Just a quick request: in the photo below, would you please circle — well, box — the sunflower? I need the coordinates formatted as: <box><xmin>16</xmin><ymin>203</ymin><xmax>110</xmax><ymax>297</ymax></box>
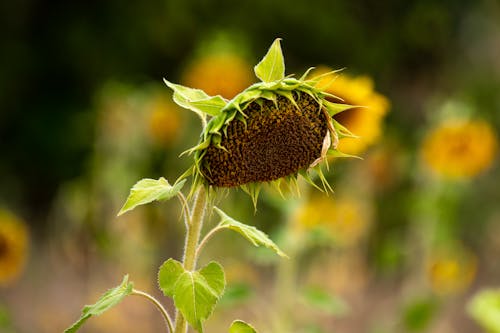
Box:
<box><xmin>421</xmin><ymin>119</ymin><xmax>498</xmax><ymax>179</ymax></box>
<box><xmin>0</xmin><ymin>209</ymin><xmax>29</xmax><ymax>286</ymax></box>
<box><xmin>314</xmin><ymin>67</ymin><xmax>390</xmax><ymax>155</ymax></box>
<box><xmin>182</xmin><ymin>53</ymin><xmax>254</xmax><ymax>100</ymax></box>
<box><xmin>294</xmin><ymin>194</ymin><xmax>372</xmax><ymax>247</ymax></box>
<box><xmin>165</xmin><ymin>39</ymin><xmax>356</xmax><ymax>202</ymax></box>
<box><xmin>426</xmin><ymin>246</ymin><xmax>476</xmax><ymax>295</ymax></box>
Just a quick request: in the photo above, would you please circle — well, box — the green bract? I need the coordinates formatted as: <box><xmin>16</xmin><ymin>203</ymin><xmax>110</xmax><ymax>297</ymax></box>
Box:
<box><xmin>165</xmin><ymin>38</ymin><xmax>356</xmax><ymax>202</ymax></box>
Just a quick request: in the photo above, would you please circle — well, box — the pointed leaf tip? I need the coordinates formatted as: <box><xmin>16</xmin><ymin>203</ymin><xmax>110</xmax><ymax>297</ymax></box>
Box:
<box><xmin>254</xmin><ymin>38</ymin><xmax>285</xmax><ymax>83</ymax></box>
<box><xmin>163</xmin><ymin>79</ymin><xmax>227</xmax><ymax>117</ymax></box>
<box><xmin>118</xmin><ymin>178</ymin><xmax>186</xmax><ymax>216</ymax></box>
<box><xmin>214</xmin><ymin>207</ymin><xmax>288</xmax><ymax>258</ymax></box>
<box><xmin>229</xmin><ymin>320</ymin><xmax>258</xmax><ymax>333</ymax></box>
<box><xmin>64</xmin><ymin>275</ymin><xmax>133</xmax><ymax>333</ymax></box>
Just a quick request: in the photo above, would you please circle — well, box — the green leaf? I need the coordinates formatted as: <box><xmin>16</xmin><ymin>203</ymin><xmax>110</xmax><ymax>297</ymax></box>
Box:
<box><xmin>198</xmin><ymin>261</ymin><xmax>226</xmax><ymax>297</ymax></box>
<box><xmin>254</xmin><ymin>38</ymin><xmax>285</xmax><ymax>83</ymax></box>
<box><xmin>173</xmin><ymin>262</ymin><xmax>225</xmax><ymax>333</ymax></box>
<box><xmin>158</xmin><ymin>258</ymin><xmax>185</xmax><ymax>297</ymax></box>
<box><xmin>64</xmin><ymin>275</ymin><xmax>133</xmax><ymax>333</ymax></box>
<box><xmin>323</xmin><ymin>100</ymin><xmax>359</xmax><ymax>116</ymax></box>
<box><xmin>468</xmin><ymin>289</ymin><xmax>500</xmax><ymax>333</ymax></box>
<box><xmin>190</xmin><ymin>96</ymin><xmax>228</xmax><ymax>116</ymax></box>
<box><xmin>229</xmin><ymin>320</ymin><xmax>258</xmax><ymax>333</ymax></box>
<box><xmin>213</xmin><ymin>207</ymin><xmax>288</xmax><ymax>258</ymax></box>
<box><xmin>164</xmin><ymin>79</ymin><xmax>226</xmax><ymax>117</ymax></box>
<box><xmin>118</xmin><ymin>178</ymin><xmax>186</xmax><ymax>216</ymax></box>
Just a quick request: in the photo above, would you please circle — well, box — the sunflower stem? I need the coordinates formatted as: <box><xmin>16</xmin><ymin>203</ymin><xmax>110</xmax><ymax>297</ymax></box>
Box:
<box><xmin>174</xmin><ymin>186</ymin><xmax>208</xmax><ymax>333</ymax></box>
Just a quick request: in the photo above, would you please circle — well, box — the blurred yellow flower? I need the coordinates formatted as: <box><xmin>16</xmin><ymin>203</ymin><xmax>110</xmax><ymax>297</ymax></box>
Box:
<box><xmin>147</xmin><ymin>93</ymin><xmax>182</xmax><ymax>147</ymax></box>
<box><xmin>421</xmin><ymin>119</ymin><xmax>497</xmax><ymax>179</ymax></box>
<box><xmin>314</xmin><ymin>67</ymin><xmax>390</xmax><ymax>155</ymax></box>
<box><xmin>182</xmin><ymin>53</ymin><xmax>254</xmax><ymax>99</ymax></box>
<box><xmin>0</xmin><ymin>209</ymin><xmax>29</xmax><ymax>286</ymax></box>
<box><xmin>426</xmin><ymin>246</ymin><xmax>477</xmax><ymax>295</ymax></box>
<box><xmin>294</xmin><ymin>195</ymin><xmax>372</xmax><ymax>247</ymax></box>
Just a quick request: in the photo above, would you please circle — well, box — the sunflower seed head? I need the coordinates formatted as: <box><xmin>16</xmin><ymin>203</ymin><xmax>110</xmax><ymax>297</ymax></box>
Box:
<box><xmin>201</xmin><ymin>91</ymin><xmax>328</xmax><ymax>187</ymax></box>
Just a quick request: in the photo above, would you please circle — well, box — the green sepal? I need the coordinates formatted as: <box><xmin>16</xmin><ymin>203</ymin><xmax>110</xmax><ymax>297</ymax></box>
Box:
<box><xmin>164</xmin><ymin>79</ymin><xmax>227</xmax><ymax>118</ymax></box>
<box><xmin>327</xmin><ymin>149</ymin><xmax>362</xmax><ymax>160</ymax></box>
<box><xmin>229</xmin><ymin>320</ymin><xmax>258</xmax><ymax>333</ymax></box>
<box><xmin>254</xmin><ymin>38</ymin><xmax>285</xmax><ymax>83</ymax></box>
<box><xmin>323</xmin><ymin>100</ymin><xmax>361</xmax><ymax>116</ymax></box>
<box><xmin>299</xmin><ymin>67</ymin><xmax>316</xmax><ymax>81</ymax></box>
<box><xmin>240</xmin><ymin>183</ymin><xmax>261</xmax><ymax>209</ymax></box>
<box><xmin>118</xmin><ymin>178</ymin><xmax>186</xmax><ymax>216</ymax></box>
<box><xmin>298</xmin><ymin>170</ymin><xmax>325</xmax><ymax>193</ymax></box>
<box><xmin>314</xmin><ymin>166</ymin><xmax>333</xmax><ymax>193</ymax></box>
<box><xmin>331</xmin><ymin>119</ymin><xmax>359</xmax><ymax>139</ymax></box>
<box><xmin>190</xmin><ymin>96</ymin><xmax>228</xmax><ymax>116</ymax></box>
<box><xmin>181</xmin><ymin>138</ymin><xmax>212</xmax><ymax>157</ymax></box>
<box><xmin>306</xmin><ymin>68</ymin><xmax>345</xmax><ymax>87</ymax></box>
<box><xmin>213</xmin><ymin>207</ymin><xmax>288</xmax><ymax>258</ymax></box>
<box><xmin>259</xmin><ymin>91</ymin><xmax>278</xmax><ymax>107</ymax></box>
<box><xmin>276</xmin><ymin>90</ymin><xmax>299</xmax><ymax>109</ymax></box>
<box><xmin>64</xmin><ymin>275</ymin><xmax>133</xmax><ymax>333</ymax></box>
<box><xmin>206</xmin><ymin>113</ymin><xmax>228</xmax><ymax>136</ymax></box>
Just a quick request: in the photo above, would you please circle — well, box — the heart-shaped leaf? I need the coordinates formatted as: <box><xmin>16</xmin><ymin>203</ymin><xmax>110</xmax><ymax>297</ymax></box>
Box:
<box><xmin>158</xmin><ymin>258</ymin><xmax>185</xmax><ymax>297</ymax></box>
<box><xmin>172</xmin><ymin>261</ymin><xmax>225</xmax><ymax>333</ymax></box>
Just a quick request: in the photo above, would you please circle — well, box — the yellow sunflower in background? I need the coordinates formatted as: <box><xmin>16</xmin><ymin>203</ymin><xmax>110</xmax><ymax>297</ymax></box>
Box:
<box><xmin>294</xmin><ymin>194</ymin><xmax>372</xmax><ymax>248</ymax></box>
<box><xmin>181</xmin><ymin>53</ymin><xmax>254</xmax><ymax>100</ymax></box>
<box><xmin>0</xmin><ymin>209</ymin><xmax>29</xmax><ymax>286</ymax></box>
<box><xmin>426</xmin><ymin>246</ymin><xmax>477</xmax><ymax>295</ymax></box>
<box><xmin>147</xmin><ymin>92</ymin><xmax>182</xmax><ymax>147</ymax></box>
<box><xmin>421</xmin><ymin>119</ymin><xmax>497</xmax><ymax>179</ymax></box>
<box><xmin>314</xmin><ymin>67</ymin><xmax>390</xmax><ymax>155</ymax></box>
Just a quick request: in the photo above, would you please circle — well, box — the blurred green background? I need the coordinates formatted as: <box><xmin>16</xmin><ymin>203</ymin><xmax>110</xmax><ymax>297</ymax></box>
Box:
<box><xmin>1</xmin><ymin>0</ymin><xmax>500</xmax><ymax>332</ymax></box>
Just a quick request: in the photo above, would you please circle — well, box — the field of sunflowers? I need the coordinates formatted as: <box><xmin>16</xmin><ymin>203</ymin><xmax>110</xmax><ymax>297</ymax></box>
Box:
<box><xmin>1</xmin><ymin>1</ymin><xmax>500</xmax><ymax>332</ymax></box>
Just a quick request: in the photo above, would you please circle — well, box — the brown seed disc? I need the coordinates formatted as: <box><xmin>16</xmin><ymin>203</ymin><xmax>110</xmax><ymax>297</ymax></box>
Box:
<box><xmin>201</xmin><ymin>92</ymin><xmax>328</xmax><ymax>187</ymax></box>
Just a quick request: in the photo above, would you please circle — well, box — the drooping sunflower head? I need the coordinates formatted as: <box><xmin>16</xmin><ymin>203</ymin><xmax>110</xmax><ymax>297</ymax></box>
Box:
<box><xmin>165</xmin><ymin>39</ymin><xmax>356</xmax><ymax>201</ymax></box>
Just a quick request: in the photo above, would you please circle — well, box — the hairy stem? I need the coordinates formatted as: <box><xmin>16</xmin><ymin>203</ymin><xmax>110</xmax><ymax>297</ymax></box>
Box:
<box><xmin>174</xmin><ymin>186</ymin><xmax>208</xmax><ymax>333</ymax></box>
<box><xmin>132</xmin><ymin>289</ymin><xmax>174</xmax><ymax>333</ymax></box>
